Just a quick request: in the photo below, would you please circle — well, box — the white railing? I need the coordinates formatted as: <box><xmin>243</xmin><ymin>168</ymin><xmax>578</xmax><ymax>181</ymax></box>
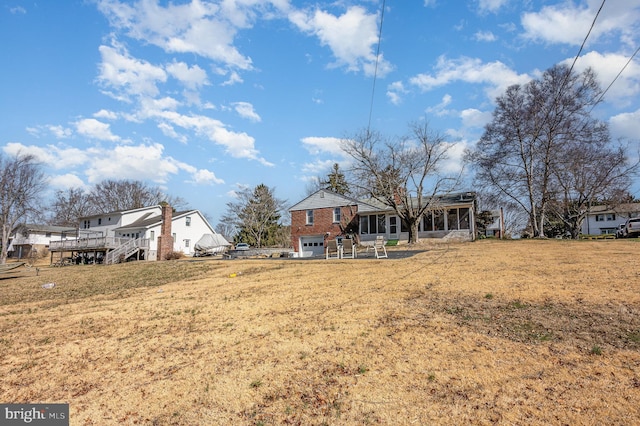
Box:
<box><xmin>105</xmin><ymin>238</ymin><xmax>150</xmax><ymax>265</ymax></box>
<box><xmin>49</xmin><ymin>237</ymin><xmax>129</xmax><ymax>251</ymax></box>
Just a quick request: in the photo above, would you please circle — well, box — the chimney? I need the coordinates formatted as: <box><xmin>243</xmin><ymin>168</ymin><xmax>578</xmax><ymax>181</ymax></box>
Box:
<box><xmin>156</xmin><ymin>203</ymin><xmax>173</xmax><ymax>261</ymax></box>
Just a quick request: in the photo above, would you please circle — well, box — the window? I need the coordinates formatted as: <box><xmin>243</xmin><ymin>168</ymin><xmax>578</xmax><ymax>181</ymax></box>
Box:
<box><xmin>360</xmin><ymin>215</ymin><xmax>370</xmax><ymax>234</ymax></box>
<box><xmin>186</xmin><ymin>217</ymin><xmax>191</xmax><ymax>226</ymax></box>
<box><xmin>361</xmin><ymin>214</ymin><xmax>385</xmax><ymax>234</ymax></box>
<box><xmin>45</xmin><ymin>232</ymin><xmax>52</xmax><ymax>238</ymax></box>
<box><xmin>98</xmin><ymin>218</ymin><xmax>102</xmax><ymax>225</ymax></box>
<box><xmin>447</xmin><ymin>209</ymin><xmax>459</xmax><ymax>230</ymax></box>
<box><xmin>333</xmin><ymin>207</ymin><xmax>341</xmax><ymax>223</ymax></box>
<box><xmin>423</xmin><ymin>213</ymin><xmax>433</xmax><ymax>232</ymax></box>
<box><xmin>172</xmin><ymin>233</ymin><xmax>176</xmax><ymax>241</ymax></box>
<box><xmin>306</xmin><ymin>210</ymin><xmax>314</xmax><ymax>225</ymax></box>
<box><xmin>595</xmin><ymin>214</ymin><xmax>605</xmax><ymax>222</ymax></box>
<box><xmin>433</xmin><ymin>210</ymin><xmax>445</xmax><ymax>231</ymax></box>
<box><xmin>377</xmin><ymin>215</ymin><xmax>386</xmax><ymax>234</ymax></box>
<box><xmin>459</xmin><ymin>208</ymin><xmax>470</xmax><ymax>230</ymax></box>
<box><xmin>185</xmin><ymin>239</ymin><xmax>190</xmax><ymax>248</ymax></box>
<box><xmin>606</xmin><ymin>213</ymin><xmax>616</xmax><ymax>221</ymax></box>
<box><xmin>389</xmin><ymin>216</ymin><xmax>398</xmax><ymax>234</ymax></box>
<box><xmin>150</xmin><ymin>231</ymin><xmax>155</xmax><ymax>241</ymax></box>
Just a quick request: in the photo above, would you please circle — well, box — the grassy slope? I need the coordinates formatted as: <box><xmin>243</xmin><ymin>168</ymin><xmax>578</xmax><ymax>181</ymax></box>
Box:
<box><xmin>1</xmin><ymin>240</ymin><xmax>639</xmax><ymax>425</ymax></box>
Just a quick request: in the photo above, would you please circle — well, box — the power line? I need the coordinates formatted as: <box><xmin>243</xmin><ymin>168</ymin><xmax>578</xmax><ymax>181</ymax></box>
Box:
<box><xmin>591</xmin><ymin>45</ymin><xmax>640</xmax><ymax>111</ymax></box>
<box><xmin>367</xmin><ymin>0</ymin><xmax>386</xmax><ymax>134</ymax></box>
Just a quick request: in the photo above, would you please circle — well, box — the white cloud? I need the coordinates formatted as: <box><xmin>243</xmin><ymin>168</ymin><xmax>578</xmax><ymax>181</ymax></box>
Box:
<box><xmin>426</xmin><ymin>94</ymin><xmax>453</xmax><ymax>116</ymax></box>
<box><xmin>94</xmin><ymin>109</ymin><xmax>118</xmax><ymax>120</ymax></box>
<box><xmin>610</xmin><ymin>110</ymin><xmax>640</xmax><ymax>141</ymax></box>
<box><xmin>157</xmin><ymin>122</ymin><xmax>188</xmax><ymax>144</ymax></box>
<box><xmin>289</xmin><ymin>6</ymin><xmax>392</xmax><ymax>77</ymax></box>
<box><xmin>189</xmin><ymin>169</ymin><xmax>224</xmax><ymax>185</ymax></box>
<box><xmin>96</xmin><ymin>0</ymin><xmax>256</xmax><ymax>70</ymax></box>
<box><xmin>440</xmin><ymin>141</ymin><xmax>467</xmax><ymax>174</ymax></box>
<box><xmin>387</xmin><ymin>81</ymin><xmax>408</xmax><ymax>105</ymax></box>
<box><xmin>300</xmin><ymin>136</ymin><xmax>345</xmax><ymax>156</ymax></box>
<box><xmin>97</xmin><ymin>43</ymin><xmax>167</xmax><ymax>100</ymax></box>
<box><xmin>85</xmin><ymin>143</ymin><xmax>182</xmax><ymax>183</ymax></box>
<box><xmin>75</xmin><ymin>118</ymin><xmax>121</xmax><ymax>142</ymax></box>
<box><xmin>409</xmin><ymin>55</ymin><xmax>531</xmax><ymax>101</ymax></box>
<box><xmin>3</xmin><ymin>143</ymin><xmax>89</xmax><ymax>169</ymax></box>
<box><xmin>477</xmin><ymin>0</ymin><xmax>509</xmax><ymax>14</ymax></box>
<box><xmin>474</xmin><ymin>30</ymin><xmax>497</xmax><ymax>42</ymax></box>
<box><xmin>522</xmin><ymin>1</ymin><xmax>640</xmax><ymax>47</ymax></box>
<box><xmin>49</xmin><ymin>173</ymin><xmax>88</xmax><ymax>190</ymax></box>
<box><xmin>459</xmin><ymin>108</ymin><xmax>493</xmax><ymax>129</ymax></box>
<box><xmin>166</xmin><ymin>60</ymin><xmax>209</xmax><ymax>90</ymax></box>
<box><xmin>566</xmin><ymin>51</ymin><xmax>640</xmax><ymax>104</ymax></box>
<box><xmin>233</xmin><ymin>102</ymin><xmax>261</xmax><ymax>122</ymax></box>
<box><xmin>301</xmin><ymin>159</ymin><xmax>336</xmax><ymax>176</ymax></box>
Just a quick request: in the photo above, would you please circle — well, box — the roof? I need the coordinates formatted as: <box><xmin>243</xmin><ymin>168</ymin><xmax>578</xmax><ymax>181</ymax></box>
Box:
<box><xmin>288</xmin><ymin>189</ymin><xmax>360</xmax><ymax>211</ymax></box>
<box><xmin>116</xmin><ymin>209</ymin><xmax>197</xmax><ymax>231</ymax></box>
<box><xmin>13</xmin><ymin>224</ymin><xmax>75</xmax><ymax>233</ymax></box>
<box><xmin>357</xmin><ymin>191</ymin><xmax>477</xmax><ymax>213</ymax></box>
<box><xmin>79</xmin><ymin>205</ymin><xmax>160</xmax><ymax>220</ymax></box>
<box><xmin>587</xmin><ymin>203</ymin><xmax>640</xmax><ymax>215</ymax></box>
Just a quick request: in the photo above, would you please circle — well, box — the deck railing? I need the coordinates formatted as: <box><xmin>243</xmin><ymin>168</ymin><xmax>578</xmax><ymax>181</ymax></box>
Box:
<box><xmin>49</xmin><ymin>237</ymin><xmax>149</xmax><ymax>252</ymax></box>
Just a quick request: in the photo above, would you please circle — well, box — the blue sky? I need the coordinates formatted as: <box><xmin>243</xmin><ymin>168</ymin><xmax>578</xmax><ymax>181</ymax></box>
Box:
<box><xmin>2</xmin><ymin>0</ymin><xmax>640</xmax><ymax>225</ymax></box>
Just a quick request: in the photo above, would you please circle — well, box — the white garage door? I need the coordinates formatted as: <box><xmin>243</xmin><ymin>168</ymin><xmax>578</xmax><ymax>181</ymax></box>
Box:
<box><xmin>300</xmin><ymin>236</ymin><xmax>325</xmax><ymax>257</ymax></box>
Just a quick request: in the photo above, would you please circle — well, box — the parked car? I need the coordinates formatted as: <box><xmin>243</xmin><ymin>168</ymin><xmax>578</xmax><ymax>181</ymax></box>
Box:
<box><xmin>616</xmin><ymin>224</ymin><xmax>626</xmax><ymax>239</ymax></box>
<box><xmin>235</xmin><ymin>243</ymin><xmax>250</xmax><ymax>251</ymax></box>
<box><xmin>623</xmin><ymin>217</ymin><xmax>640</xmax><ymax>238</ymax></box>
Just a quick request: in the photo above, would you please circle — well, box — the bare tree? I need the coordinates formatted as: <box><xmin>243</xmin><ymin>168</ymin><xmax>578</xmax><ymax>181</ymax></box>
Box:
<box><xmin>0</xmin><ymin>154</ymin><xmax>47</xmax><ymax>263</ymax></box>
<box><xmin>548</xmin><ymin>136</ymin><xmax>637</xmax><ymax>238</ymax></box>
<box><xmin>48</xmin><ymin>187</ymin><xmax>97</xmax><ymax>227</ymax></box>
<box><xmin>341</xmin><ymin>123</ymin><xmax>460</xmax><ymax>244</ymax></box>
<box><xmin>221</xmin><ymin>184</ymin><xmax>287</xmax><ymax>247</ymax></box>
<box><xmin>469</xmin><ymin>64</ymin><xmax>613</xmax><ymax>237</ymax></box>
<box><xmin>88</xmin><ymin>179</ymin><xmax>188</xmax><ymax>212</ymax></box>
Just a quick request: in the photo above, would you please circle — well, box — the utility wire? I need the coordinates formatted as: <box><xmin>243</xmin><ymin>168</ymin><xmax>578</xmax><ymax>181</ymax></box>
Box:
<box><xmin>367</xmin><ymin>0</ymin><xmax>386</xmax><ymax>135</ymax></box>
<box><xmin>590</xmin><ymin>45</ymin><xmax>640</xmax><ymax>111</ymax></box>
<box><xmin>552</xmin><ymin>0</ymin><xmax>605</xmax><ymax>107</ymax></box>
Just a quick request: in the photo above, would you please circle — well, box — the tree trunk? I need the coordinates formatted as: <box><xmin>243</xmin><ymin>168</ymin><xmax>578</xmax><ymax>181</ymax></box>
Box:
<box><xmin>407</xmin><ymin>219</ymin><xmax>420</xmax><ymax>244</ymax></box>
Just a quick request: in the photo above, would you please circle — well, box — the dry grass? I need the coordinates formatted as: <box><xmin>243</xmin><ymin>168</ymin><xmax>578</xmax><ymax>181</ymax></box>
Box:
<box><xmin>1</xmin><ymin>239</ymin><xmax>640</xmax><ymax>425</ymax></box>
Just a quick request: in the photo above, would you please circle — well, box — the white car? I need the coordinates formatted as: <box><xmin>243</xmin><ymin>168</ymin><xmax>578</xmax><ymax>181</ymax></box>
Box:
<box><xmin>623</xmin><ymin>218</ymin><xmax>640</xmax><ymax>238</ymax></box>
<box><xmin>235</xmin><ymin>243</ymin><xmax>250</xmax><ymax>251</ymax></box>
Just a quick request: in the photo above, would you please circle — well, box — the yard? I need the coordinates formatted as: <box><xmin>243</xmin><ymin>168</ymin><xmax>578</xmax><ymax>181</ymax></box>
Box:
<box><xmin>1</xmin><ymin>239</ymin><xmax>639</xmax><ymax>425</ymax></box>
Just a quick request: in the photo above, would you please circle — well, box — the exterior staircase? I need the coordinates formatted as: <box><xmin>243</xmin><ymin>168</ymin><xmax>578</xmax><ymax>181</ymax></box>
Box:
<box><xmin>105</xmin><ymin>238</ymin><xmax>147</xmax><ymax>265</ymax></box>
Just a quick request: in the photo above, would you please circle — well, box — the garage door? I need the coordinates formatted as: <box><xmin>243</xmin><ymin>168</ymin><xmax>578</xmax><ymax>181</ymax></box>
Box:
<box><xmin>300</xmin><ymin>236</ymin><xmax>325</xmax><ymax>257</ymax></box>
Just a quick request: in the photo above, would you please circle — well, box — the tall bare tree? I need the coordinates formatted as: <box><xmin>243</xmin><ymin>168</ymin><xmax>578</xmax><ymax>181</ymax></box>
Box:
<box><xmin>469</xmin><ymin>64</ymin><xmax>621</xmax><ymax>237</ymax></box>
<box><xmin>88</xmin><ymin>179</ymin><xmax>188</xmax><ymax>212</ymax></box>
<box><xmin>49</xmin><ymin>187</ymin><xmax>97</xmax><ymax>227</ymax></box>
<box><xmin>341</xmin><ymin>123</ymin><xmax>460</xmax><ymax>244</ymax></box>
<box><xmin>0</xmin><ymin>154</ymin><xmax>47</xmax><ymax>263</ymax></box>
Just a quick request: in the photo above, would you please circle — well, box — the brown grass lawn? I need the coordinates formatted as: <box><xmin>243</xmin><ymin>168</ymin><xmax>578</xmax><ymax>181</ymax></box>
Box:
<box><xmin>1</xmin><ymin>239</ymin><xmax>640</xmax><ymax>425</ymax></box>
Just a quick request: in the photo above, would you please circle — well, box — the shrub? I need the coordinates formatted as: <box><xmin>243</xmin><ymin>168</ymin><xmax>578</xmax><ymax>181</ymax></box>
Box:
<box><xmin>164</xmin><ymin>251</ymin><xmax>184</xmax><ymax>260</ymax></box>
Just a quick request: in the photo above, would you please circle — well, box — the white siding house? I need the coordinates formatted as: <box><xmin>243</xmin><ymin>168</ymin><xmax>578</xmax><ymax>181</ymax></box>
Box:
<box><xmin>94</xmin><ymin>208</ymin><xmax>218</xmax><ymax>259</ymax></box>
<box><xmin>581</xmin><ymin>203</ymin><xmax>640</xmax><ymax>236</ymax></box>
<box><xmin>8</xmin><ymin>224</ymin><xmax>74</xmax><ymax>259</ymax></box>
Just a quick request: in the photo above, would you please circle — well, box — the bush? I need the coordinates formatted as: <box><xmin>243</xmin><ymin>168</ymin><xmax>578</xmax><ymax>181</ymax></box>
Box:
<box><xmin>164</xmin><ymin>251</ymin><xmax>184</xmax><ymax>260</ymax></box>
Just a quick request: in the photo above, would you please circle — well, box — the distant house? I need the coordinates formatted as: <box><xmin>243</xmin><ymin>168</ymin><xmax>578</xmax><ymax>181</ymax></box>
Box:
<box><xmin>8</xmin><ymin>224</ymin><xmax>74</xmax><ymax>259</ymax></box>
<box><xmin>581</xmin><ymin>203</ymin><xmax>640</xmax><ymax>236</ymax></box>
<box><xmin>289</xmin><ymin>189</ymin><xmax>477</xmax><ymax>257</ymax></box>
<box><xmin>49</xmin><ymin>204</ymin><xmax>221</xmax><ymax>263</ymax></box>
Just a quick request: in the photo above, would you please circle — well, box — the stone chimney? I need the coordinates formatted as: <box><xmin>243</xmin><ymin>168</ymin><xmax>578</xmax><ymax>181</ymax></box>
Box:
<box><xmin>156</xmin><ymin>203</ymin><xmax>174</xmax><ymax>261</ymax></box>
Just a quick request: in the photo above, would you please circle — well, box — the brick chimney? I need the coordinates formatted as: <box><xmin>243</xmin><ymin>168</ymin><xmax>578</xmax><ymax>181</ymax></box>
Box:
<box><xmin>156</xmin><ymin>203</ymin><xmax>173</xmax><ymax>261</ymax></box>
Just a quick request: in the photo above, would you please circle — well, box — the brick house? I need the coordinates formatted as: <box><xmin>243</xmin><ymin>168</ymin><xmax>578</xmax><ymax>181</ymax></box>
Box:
<box><xmin>289</xmin><ymin>189</ymin><xmax>477</xmax><ymax>257</ymax></box>
<box><xmin>289</xmin><ymin>190</ymin><xmax>361</xmax><ymax>256</ymax></box>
